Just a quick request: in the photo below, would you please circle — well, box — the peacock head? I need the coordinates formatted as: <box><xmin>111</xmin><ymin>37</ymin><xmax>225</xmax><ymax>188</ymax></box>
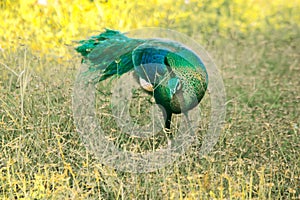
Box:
<box><xmin>167</xmin><ymin>77</ymin><xmax>182</xmax><ymax>99</ymax></box>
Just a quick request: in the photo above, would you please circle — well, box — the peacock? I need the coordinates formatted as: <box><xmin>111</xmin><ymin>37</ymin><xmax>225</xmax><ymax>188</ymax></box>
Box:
<box><xmin>75</xmin><ymin>29</ymin><xmax>208</xmax><ymax>130</ymax></box>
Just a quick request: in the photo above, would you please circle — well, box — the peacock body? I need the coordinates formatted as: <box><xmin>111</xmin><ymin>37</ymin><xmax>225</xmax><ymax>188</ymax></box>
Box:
<box><xmin>76</xmin><ymin>29</ymin><xmax>208</xmax><ymax>129</ymax></box>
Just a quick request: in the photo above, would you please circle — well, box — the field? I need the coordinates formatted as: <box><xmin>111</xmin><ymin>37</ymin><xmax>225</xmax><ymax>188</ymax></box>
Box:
<box><xmin>0</xmin><ymin>0</ymin><xmax>299</xmax><ymax>199</ymax></box>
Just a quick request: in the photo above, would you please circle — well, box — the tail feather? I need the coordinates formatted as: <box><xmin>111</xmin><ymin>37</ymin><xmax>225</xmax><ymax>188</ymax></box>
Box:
<box><xmin>76</xmin><ymin>29</ymin><xmax>126</xmax><ymax>57</ymax></box>
<box><xmin>98</xmin><ymin>51</ymin><xmax>133</xmax><ymax>81</ymax></box>
<box><xmin>75</xmin><ymin>29</ymin><xmax>144</xmax><ymax>82</ymax></box>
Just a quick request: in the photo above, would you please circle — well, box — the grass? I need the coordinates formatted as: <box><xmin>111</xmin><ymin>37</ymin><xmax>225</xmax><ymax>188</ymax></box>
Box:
<box><xmin>0</xmin><ymin>25</ymin><xmax>299</xmax><ymax>200</ymax></box>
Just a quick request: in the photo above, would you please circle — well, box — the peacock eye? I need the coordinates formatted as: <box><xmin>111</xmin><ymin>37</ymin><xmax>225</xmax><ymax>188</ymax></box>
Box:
<box><xmin>176</xmin><ymin>81</ymin><xmax>182</xmax><ymax>91</ymax></box>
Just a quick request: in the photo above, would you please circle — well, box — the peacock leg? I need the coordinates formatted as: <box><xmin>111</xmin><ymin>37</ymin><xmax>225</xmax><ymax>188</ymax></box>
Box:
<box><xmin>165</xmin><ymin>112</ymin><xmax>172</xmax><ymax>130</ymax></box>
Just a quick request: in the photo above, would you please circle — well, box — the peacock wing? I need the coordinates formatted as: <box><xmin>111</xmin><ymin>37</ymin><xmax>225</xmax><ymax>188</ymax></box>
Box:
<box><xmin>132</xmin><ymin>40</ymin><xmax>182</xmax><ymax>86</ymax></box>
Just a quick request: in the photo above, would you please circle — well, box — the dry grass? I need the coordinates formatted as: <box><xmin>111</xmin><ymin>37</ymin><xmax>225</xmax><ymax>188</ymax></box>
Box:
<box><xmin>1</xmin><ymin>28</ymin><xmax>299</xmax><ymax>199</ymax></box>
<box><xmin>0</xmin><ymin>0</ymin><xmax>299</xmax><ymax>199</ymax></box>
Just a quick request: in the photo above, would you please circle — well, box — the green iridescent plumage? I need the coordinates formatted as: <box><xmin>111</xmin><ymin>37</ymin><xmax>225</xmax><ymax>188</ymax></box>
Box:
<box><xmin>76</xmin><ymin>29</ymin><xmax>208</xmax><ymax>129</ymax></box>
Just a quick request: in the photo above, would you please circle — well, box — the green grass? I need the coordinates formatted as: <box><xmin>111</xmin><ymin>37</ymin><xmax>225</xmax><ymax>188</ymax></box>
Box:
<box><xmin>0</xmin><ymin>27</ymin><xmax>299</xmax><ymax>199</ymax></box>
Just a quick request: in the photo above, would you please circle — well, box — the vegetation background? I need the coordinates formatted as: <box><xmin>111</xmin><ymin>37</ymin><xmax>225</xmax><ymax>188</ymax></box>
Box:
<box><xmin>0</xmin><ymin>0</ymin><xmax>299</xmax><ymax>199</ymax></box>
